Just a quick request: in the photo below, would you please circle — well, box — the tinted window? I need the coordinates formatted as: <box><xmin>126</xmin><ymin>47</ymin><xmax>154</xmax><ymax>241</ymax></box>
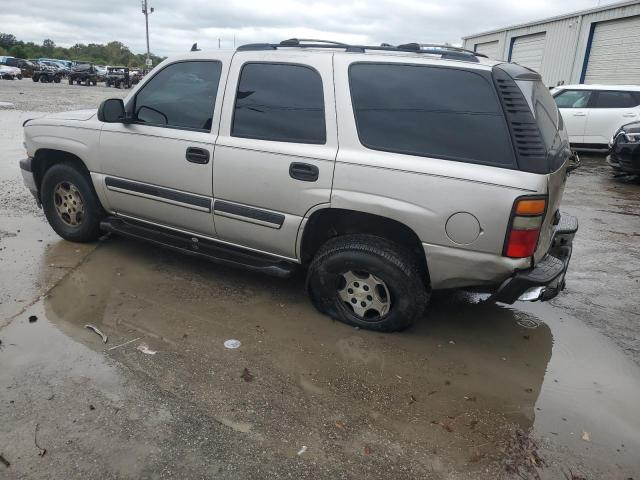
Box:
<box><xmin>134</xmin><ymin>61</ymin><xmax>222</xmax><ymax>131</ymax></box>
<box><xmin>554</xmin><ymin>89</ymin><xmax>592</xmax><ymax>108</ymax></box>
<box><xmin>349</xmin><ymin>63</ymin><xmax>514</xmax><ymax>166</ymax></box>
<box><xmin>593</xmin><ymin>91</ymin><xmax>638</xmax><ymax>108</ymax></box>
<box><xmin>232</xmin><ymin>63</ymin><xmax>325</xmax><ymax>144</ymax></box>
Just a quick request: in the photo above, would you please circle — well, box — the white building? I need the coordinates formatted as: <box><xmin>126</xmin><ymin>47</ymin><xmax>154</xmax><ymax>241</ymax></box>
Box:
<box><xmin>462</xmin><ymin>0</ymin><xmax>640</xmax><ymax>86</ymax></box>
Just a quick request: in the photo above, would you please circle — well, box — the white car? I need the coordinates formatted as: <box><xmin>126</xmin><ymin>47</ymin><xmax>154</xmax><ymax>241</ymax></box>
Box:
<box><xmin>552</xmin><ymin>84</ymin><xmax>640</xmax><ymax>147</ymax></box>
<box><xmin>0</xmin><ymin>64</ymin><xmax>21</xmax><ymax>80</ymax></box>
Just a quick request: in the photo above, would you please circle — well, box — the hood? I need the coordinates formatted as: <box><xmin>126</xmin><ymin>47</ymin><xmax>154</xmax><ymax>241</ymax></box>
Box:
<box><xmin>42</xmin><ymin>109</ymin><xmax>97</xmax><ymax>121</ymax></box>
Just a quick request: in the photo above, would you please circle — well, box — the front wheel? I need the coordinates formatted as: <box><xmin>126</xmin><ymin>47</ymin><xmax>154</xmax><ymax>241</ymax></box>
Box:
<box><xmin>41</xmin><ymin>163</ymin><xmax>105</xmax><ymax>242</ymax></box>
<box><xmin>307</xmin><ymin>235</ymin><xmax>429</xmax><ymax>332</ymax></box>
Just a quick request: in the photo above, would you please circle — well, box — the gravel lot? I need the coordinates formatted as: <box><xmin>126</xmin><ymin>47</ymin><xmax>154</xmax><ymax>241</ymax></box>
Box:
<box><xmin>1</xmin><ymin>79</ymin><xmax>639</xmax><ymax>479</ymax></box>
<box><xmin>0</xmin><ymin>77</ymin><xmax>128</xmax><ymax>112</ymax></box>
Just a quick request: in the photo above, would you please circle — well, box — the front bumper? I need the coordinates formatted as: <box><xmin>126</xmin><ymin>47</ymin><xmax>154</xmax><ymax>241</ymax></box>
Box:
<box><xmin>20</xmin><ymin>157</ymin><xmax>40</xmax><ymax>205</ymax></box>
<box><xmin>607</xmin><ymin>135</ymin><xmax>640</xmax><ymax>174</ymax></box>
<box><xmin>490</xmin><ymin>213</ymin><xmax>578</xmax><ymax>304</ymax></box>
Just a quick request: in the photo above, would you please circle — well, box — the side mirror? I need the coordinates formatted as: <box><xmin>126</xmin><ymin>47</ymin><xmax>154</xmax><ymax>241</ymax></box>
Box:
<box><xmin>97</xmin><ymin>98</ymin><xmax>129</xmax><ymax>123</ymax></box>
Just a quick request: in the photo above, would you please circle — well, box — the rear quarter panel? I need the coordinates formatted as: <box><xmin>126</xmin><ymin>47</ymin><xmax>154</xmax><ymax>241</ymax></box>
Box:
<box><xmin>332</xmin><ymin>54</ymin><xmax>548</xmax><ymax>273</ymax></box>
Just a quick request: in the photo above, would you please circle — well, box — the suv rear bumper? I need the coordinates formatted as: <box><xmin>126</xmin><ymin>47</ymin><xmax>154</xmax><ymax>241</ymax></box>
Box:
<box><xmin>490</xmin><ymin>212</ymin><xmax>578</xmax><ymax>304</ymax></box>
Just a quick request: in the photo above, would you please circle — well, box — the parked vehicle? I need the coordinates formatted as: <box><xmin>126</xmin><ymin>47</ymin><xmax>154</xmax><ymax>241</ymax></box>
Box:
<box><xmin>95</xmin><ymin>65</ymin><xmax>108</xmax><ymax>82</ymax></box>
<box><xmin>68</xmin><ymin>63</ymin><xmax>99</xmax><ymax>86</ymax></box>
<box><xmin>552</xmin><ymin>84</ymin><xmax>640</xmax><ymax>148</ymax></box>
<box><xmin>0</xmin><ymin>64</ymin><xmax>21</xmax><ymax>80</ymax></box>
<box><xmin>32</xmin><ymin>63</ymin><xmax>63</xmax><ymax>83</ymax></box>
<box><xmin>19</xmin><ymin>40</ymin><xmax>578</xmax><ymax>331</ymax></box>
<box><xmin>104</xmin><ymin>66</ymin><xmax>131</xmax><ymax>88</ymax></box>
<box><xmin>608</xmin><ymin>121</ymin><xmax>640</xmax><ymax>174</ymax></box>
<box><xmin>129</xmin><ymin>69</ymin><xmax>143</xmax><ymax>85</ymax></box>
<box><xmin>38</xmin><ymin>58</ymin><xmax>73</xmax><ymax>69</ymax></box>
<box><xmin>4</xmin><ymin>57</ymin><xmax>37</xmax><ymax>78</ymax></box>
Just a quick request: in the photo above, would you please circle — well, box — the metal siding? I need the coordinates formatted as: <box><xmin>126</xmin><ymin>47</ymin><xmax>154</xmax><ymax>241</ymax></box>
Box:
<box><xmin>463</xmin><ymin>1</ymin><xmax>640</xmax><ymax>86</ymax></box>
<box><xmin>510</xmin><ymin>33</ymin><xmax>546</xmax><ymax>72</ymax></box>
<box><xmin>584</xmin><ymin>15</ymin><xmax>640</xmax><ymax>84</ymax></box>
<box><xmin>473</xmin><ymin>40</ymin><xmax>500</xmax><ymax>59</ymax></box>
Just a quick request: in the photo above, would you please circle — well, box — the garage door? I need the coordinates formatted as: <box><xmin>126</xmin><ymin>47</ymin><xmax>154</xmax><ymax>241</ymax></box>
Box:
<box><xmin>474</xmin><ymin>40</ymin><xmax>500</xmax><ymax>59</ymax></box>
<box><xmin>510</xmin><ymin>33</ymin><xmax>546</xmax><ymax>73</ymax></box>
<box><xmin>583</xmin><ymin>15</ymin><xmax>640</xmax><ymax>85</ymax></box>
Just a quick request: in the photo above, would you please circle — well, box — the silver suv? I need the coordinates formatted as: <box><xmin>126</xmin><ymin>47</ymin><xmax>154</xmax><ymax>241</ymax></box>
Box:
<box><xmin>20</xmin><ymin>40</ymin><xmax>578</xmax><ymax>331</ymax></box>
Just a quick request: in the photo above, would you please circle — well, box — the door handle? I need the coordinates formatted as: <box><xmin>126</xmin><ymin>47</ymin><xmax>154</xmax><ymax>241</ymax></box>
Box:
<box><xmin>289</xmin><ymin>162</ymin><xmax>319</xmax><ymax>182</ymax></box>
<box><xmin>185</xmin><ymin>147</ymin><xmax>210</xmax><ymax>164</ymax></box>
<box><xmin>623</xmin><ymin>113</ymin><xmax>637</xmax><ymax>117</ymax></box>
<box><xmin>573</xmin><ymin>112</ymin><xmax>587</xmax><ymax>117</ymax></box>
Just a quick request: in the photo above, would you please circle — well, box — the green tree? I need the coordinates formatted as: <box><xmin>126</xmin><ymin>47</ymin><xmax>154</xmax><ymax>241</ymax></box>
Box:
<box><xmin>42</xmin><ymin>38</ymin><xmax>56</xmax><ymax>54</ymax></box>
<box><xmin>0</xmin><ymin>33</ymin><xmax>17</xmax><ymax>49</ymax></box>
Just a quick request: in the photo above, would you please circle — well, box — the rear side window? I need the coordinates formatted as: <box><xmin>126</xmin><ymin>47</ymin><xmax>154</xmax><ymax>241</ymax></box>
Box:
<box><xmin>134</xmin><ymin>61</ymin><xmax>222</xmax><ymax>131</ymax></box>
<box><xmin>349</xmin><ymin>63</ymin><xmax>515</xmax><ymax>166</ymax></box>
<box><xmin>554</xmin><ymin>90</ymin><xmax>592</xmax><ymax>108</ymax></box>
<box><xmin>593</xmin><ymin>91</ymin><xmax>639</xmax><ymax>108</ymax></box>
<box><xmin>232</xmin><ymin>63</ymin><xmax>326</xmax><ymax>144</ymax></box>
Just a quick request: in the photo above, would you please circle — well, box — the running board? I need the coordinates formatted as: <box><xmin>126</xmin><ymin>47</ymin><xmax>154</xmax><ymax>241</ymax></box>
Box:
<box><xmin>100</xmin><ymin>217</ymin><xmax>297</xmax><ymax>278</ymax></box>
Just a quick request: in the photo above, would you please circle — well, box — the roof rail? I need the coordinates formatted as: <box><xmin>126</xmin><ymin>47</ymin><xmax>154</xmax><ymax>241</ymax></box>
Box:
<box><xmin>236</xmin><ymin>39</ymin><xmax>483</xmax><ymax>62</ymax></box>
<box><xmin>418</xmin><ymin>43</ymin><xmax>488</xmax><ymax>58</ymax></box>
<box><xmin>280</xmin><ymin>38</ymin><xmax>349</xmax><ymax>47</ymax></box>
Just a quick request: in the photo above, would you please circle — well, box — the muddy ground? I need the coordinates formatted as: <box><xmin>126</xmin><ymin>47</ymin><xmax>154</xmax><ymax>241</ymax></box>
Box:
<box><xmin>1</xmin><ymin>79</ymin><xmax>639</xmax><ymax>479</ymax></box>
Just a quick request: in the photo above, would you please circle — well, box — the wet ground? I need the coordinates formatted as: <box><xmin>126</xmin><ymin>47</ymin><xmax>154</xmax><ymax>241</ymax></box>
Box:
<box><xmin>1</xmin><ymin>81</ymin><xmax>640</xmax><ymax>479</ymax></box>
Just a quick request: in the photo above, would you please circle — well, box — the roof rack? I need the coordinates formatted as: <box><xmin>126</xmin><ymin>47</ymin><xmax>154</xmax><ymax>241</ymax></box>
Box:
<box><xmin>236</xmin><ymin>38</ymin><xmax>484</xmax><ymax>62</ymax></box>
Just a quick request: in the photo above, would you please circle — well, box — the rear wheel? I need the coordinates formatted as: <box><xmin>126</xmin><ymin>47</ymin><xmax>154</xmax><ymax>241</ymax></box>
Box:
<box><xmin>32</xmin><ymin>74</ymin><xmax>39</xmax><ymax>82</ymax></box>
<box><xmin>41</xmin><ymin>163</ymin><xmax>105</xmax><ymax>242</ymax></box>
<box><xmin>307</xmin><ymin>234</ymin><xmax>429</xmax><ymax>332</ymax></box>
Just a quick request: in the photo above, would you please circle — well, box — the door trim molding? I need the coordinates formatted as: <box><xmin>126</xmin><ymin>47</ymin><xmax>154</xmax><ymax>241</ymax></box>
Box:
<box><xmin>213</xmin><ymin>200</ymin><xmax>285</xmax><ymax>229</ymax></box>
<box><xmin>105</xmin><ymin>176</ymin><xmax>212</xmax><ymax>212</ymax></box>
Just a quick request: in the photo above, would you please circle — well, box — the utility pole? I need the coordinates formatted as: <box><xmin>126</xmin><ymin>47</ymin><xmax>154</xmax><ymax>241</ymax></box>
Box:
<box><xmin>141</xmin><ymin>0</ymin><xmax>154</xmax><ymax>68</ymax></box>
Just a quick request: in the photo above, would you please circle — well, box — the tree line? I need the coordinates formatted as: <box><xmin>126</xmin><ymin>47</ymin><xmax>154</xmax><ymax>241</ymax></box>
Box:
<box><xmin>0</xmin><ymin>33</ymin><xmax>165</xmax><ymax>68</ymax></box>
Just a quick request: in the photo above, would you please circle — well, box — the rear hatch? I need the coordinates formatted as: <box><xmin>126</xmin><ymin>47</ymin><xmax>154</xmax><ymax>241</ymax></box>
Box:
<box><xmin>493</xmin><ymin>64</ymin><xmax>572</xmax><ymax>264</ymax></box>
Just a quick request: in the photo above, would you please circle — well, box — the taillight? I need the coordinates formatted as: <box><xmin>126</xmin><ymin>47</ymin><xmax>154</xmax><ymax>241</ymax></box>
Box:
<box><xmin>504</xmin><ymin>197</ymin><xmax>547</xmax><ymax>258</ymax></box>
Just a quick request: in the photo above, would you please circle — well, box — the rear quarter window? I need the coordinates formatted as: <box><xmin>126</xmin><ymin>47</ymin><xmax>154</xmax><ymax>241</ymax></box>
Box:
<box><xmin>593</xmin><ymin>91</ymin><xmax>639</xmax><ymax>108</ymax></box>
<box><xmin>348</xmin><ymin>63</ymin><xmax>515</xmax><ymax>167</ymax></box>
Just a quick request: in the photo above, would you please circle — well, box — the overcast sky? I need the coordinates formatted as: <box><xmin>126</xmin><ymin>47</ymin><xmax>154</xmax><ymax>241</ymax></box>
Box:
<box><xmin>0</xmin><ymin>0</ymin><xmax>621</xmax><ymax>56</ymax></box>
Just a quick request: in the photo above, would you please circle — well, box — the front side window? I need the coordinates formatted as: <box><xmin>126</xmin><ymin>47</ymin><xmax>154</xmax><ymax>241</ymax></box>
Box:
<box><xmin>232</xmin><ymin>63</ymin><xmax>326</xmax><ymax>144</ymax></box>
<box><xmin>349</xmin><ymin>63</ymin><xmax>514</xmax><ymax>166</ymax></box>
<box><xmin>553</xmin><ymin>90</ymin><xmax>592</xmax><ymax>108</ymax></box>
<box><xmin>593</xmin><ymin>91</ymin><xmax>639</xmax><ymax>109</ymax></box>
<box><xmin>134</xmin><ymin>61</ymin><xmax>222</xmax><ymax>131</ymax></box>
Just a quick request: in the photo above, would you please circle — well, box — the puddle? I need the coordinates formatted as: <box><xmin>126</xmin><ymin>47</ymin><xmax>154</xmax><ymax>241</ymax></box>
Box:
<box><xmin>2</xmin><ymin>236</ymin><xmax>636</xmax><ymax>477</ymax></box>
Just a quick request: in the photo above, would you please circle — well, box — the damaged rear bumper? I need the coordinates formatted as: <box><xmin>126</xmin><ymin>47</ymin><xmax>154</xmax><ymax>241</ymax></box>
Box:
<box><xmin>490</xmin><ymin>213</ymin><xmax>578</xmax><ymax>304</ymax></box>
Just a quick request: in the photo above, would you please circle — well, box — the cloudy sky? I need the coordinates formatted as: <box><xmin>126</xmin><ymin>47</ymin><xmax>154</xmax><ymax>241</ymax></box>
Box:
<box><xmin>0</xmin><ymin>0</ymin><xmax>620</xmax><ymax>56</ymax></box>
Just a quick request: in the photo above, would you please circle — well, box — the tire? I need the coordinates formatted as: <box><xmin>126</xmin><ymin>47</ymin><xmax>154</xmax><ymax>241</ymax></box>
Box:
<box><xmin>54</xmin><ymin>76</ymin><xmax>61</xmax><ymax>83</ymax></box>
<box><xmin>40</xmin><ymin>75</ymin><xmax>47</xmax><ymax>83</ymax></box>
<box><xmin>32</xmin><ymin>75</ymin><xmax>39</xmax><ymax>82</ymax></box>
<box><xmin>41</xmin><ymin>163</ymin><xmax>105</xmax><ymax>243</ymax></box>
<box><xmin>92</xmin><ymin>79</ymin><xmax>97</xmax><ymax>86</ymax></box>
<box><xmin>307</xmin><ymin>234</ymin><xmax>429</xmax><ymax>332</ymax></box>
<box><xmin>68</xmin><ymin>77</ymin><xmax>73</xmax><ymax>85</ymax></box>
<box><xmin>17</xmin><ymin>74</ymin><xmax>22</xmax><ymax>80</ymax></box>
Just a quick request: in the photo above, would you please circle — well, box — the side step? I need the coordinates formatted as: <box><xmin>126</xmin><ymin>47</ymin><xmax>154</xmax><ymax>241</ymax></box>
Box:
<box><xmin>100</xmin><ymin>217</ymin><xmax>297</xmax><ymax>278</ymax></box>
